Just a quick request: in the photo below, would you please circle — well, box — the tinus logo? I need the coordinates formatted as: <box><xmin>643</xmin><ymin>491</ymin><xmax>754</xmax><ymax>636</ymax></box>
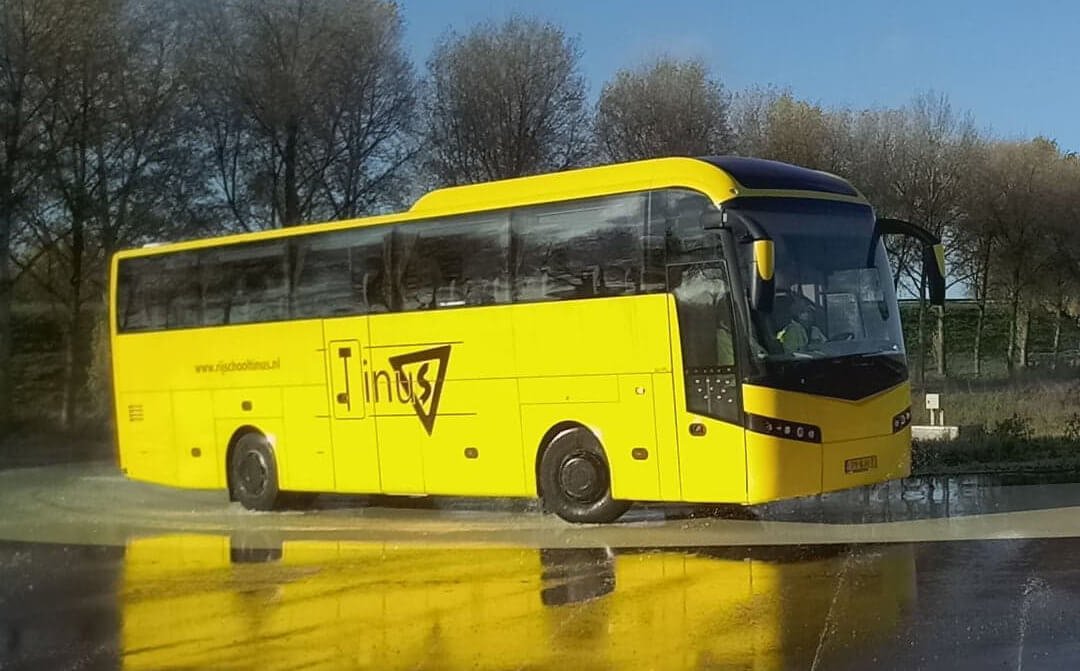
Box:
<box><xmin>360</xmin><ymin>345</ymin><xmax>451</xmax><ymax>436</ymax></box>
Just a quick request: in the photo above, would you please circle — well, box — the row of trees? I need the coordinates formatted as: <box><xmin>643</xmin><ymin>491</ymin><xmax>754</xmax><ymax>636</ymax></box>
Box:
<box><xmin>1</xmin><ymin>0</ymin><xmax>1078</xmax><ymax>428</ymax></box>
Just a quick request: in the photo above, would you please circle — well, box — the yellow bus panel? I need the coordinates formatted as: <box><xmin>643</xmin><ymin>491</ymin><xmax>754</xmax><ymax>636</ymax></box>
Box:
<box><xmin>170</xmin><ymin>390</ymin><xmax>217</xmax><ymax>487</ymax></box>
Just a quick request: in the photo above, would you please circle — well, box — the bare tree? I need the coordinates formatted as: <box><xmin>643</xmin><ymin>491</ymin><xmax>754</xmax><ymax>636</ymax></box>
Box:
<box><xmin>594</xmin><ymin>56</ymin><xmax>732</xmax><ymax>162</ymax></box>
<box><xmin>885</xmin><ymin>92</ymin><xmax>981</xmax><ymax>380</ymax></box>
<box><xmin>966</xmin><ymin>139</ymin><xmax>1061</xmax><ymax>375</ymax></box>
<box><xmin>952</xmin><ymin>182</ymin><xmax>998</xmax><ymax>375</ymax></box>
<box><xmin>17</xmin><ymin>0</ymin><xmax>193</xmax><ymax>426</ymax></box>
<box><xmin>188</xmin><ymin>0</ymin><xmax>416</xmax><ymax>229</ymax></box>
<box><xmin>311</xmin><ymin>4</ymin><xmax>417</xmax><ymax>218</ymax></box>
<box><xmin>0</xmin><ymin>0</ymin><xmax>76</xmax><ymax>426</ymax></box>
<box><xmin>1045</xmin><ymin>154</ymin><xmax>1080</xmax><ymax>368</ymax></box>
<box><xmin>422</xmin><ymin>17</ymin><xmax>590</xmax><ymax>185</ymax></box>
<box><xmin>730</xmin><ymin>85</ymin><xmax>785</xmax><ymax>158</ymax></box>
<box><xmin>731</xmin><ymin>91</ymin><xmax>849</xmax><ymax>173</ymax></box>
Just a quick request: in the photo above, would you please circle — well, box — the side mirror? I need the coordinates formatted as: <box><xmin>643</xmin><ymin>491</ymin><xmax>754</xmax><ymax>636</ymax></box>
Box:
<box><xmin>723</xmin><ymin>209</ymin><xmax>776</xmax><ymax>313</ymax></box>
<box><xmin>875</xmin><ymin>218</ymin><xmax>946</xmax><ymax>307</ymax></box>
<box><xmin>751</xmin><ymin>239</ymin><xmax>775</xmax><ymax>313</ymax></box>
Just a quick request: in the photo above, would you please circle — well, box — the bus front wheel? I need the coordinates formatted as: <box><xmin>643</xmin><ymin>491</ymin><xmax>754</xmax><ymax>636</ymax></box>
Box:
<box><xmin>229</xmin><ymin>433</ymin><xmax>280</xmax><ymax>511</ymax></box>
<box><xmin>539</xmin><ymin>427</ymin><xmax>630</xmax><ymax>524</ymax></box>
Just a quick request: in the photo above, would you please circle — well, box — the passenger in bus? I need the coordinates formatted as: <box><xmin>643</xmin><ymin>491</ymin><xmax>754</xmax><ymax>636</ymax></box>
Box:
<box><xmin>777</xmin><ymin>299</ymin><xmax>825</xmax><ymax>354</ymax></box>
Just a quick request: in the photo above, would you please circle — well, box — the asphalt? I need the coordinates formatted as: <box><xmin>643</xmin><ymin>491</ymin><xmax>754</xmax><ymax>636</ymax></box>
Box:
<box><xmin>3</xmin><ymin>461</ymin><xmax>1080</xmax><ymax>669</ymax></box>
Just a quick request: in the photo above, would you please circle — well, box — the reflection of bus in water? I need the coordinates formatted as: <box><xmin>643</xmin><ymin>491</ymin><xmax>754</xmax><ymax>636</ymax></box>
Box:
<box><xmin>122</xmin><ymin>535</ymin><xmax>914</xmax><ymax>670</ymax></box>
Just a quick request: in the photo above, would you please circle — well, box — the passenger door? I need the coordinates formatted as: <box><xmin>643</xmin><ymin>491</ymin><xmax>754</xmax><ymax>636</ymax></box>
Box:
<box><xmin>324</xmin><ymin>318</ymin><xmax>381</xmax><ymax>493</ymax></box>
<box><xmin>667</xmin><ymin>261</ymin><xmax>741</xmax><ymax>422</ymax></box>
<box><xmin>666</xmin><ymin>260</ymin><xmax>748</xmax><ymax>502</ymax></box>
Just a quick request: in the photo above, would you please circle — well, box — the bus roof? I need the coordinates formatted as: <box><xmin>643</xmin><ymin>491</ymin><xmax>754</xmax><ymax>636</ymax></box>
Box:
<box><xmin>408</xmin><ymin>156</ymin><xmax>862</xmax><ymax>214</ymax></box>
<box><xmin>697</xmin><ymin>157</ymin><xmax>860</xmax><ymax>197</ymax></box>
<box><xmin>114</xmin><ymin>156</ymin><xmax>865</xmax><ymax>259</ymax></box>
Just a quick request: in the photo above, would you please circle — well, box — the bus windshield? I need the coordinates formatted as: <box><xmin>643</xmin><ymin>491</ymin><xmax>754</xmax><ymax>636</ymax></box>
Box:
<box><xmin>727</xmin><ymin>198</ymin><xmax>905</xmax><ymax>365</ymax></box>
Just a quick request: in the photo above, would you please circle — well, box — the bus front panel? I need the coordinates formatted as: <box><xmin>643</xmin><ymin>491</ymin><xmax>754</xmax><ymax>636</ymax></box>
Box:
<box><xmin>742</xmin><ymin>382</ymin><xmax>912</xmax><ymax>503</ymax></box>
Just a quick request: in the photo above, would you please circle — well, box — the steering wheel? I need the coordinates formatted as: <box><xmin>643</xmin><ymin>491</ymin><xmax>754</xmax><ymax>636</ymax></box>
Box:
<box><xmin>828</xmin><ymin>332</ymin><xmax>855</xmax><ymax>342</ymax></box>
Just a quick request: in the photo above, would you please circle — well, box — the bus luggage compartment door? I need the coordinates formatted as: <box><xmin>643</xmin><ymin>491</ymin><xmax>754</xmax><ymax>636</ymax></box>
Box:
<box><xmin>324</xmin><ymin>327</ymin><xmax>381</xmax><ymax>493</ymax></box>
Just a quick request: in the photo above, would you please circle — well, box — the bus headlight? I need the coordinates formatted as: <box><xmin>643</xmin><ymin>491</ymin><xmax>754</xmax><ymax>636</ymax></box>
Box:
<box><xmin>892</xmin><ymin>407</ymin><xmax>912</xmax><ymax>433</ymax></box>
<box><xmin>745</xmin><ymin>413</ymin><xmax>822</xmax><ymax>444</ymax></box>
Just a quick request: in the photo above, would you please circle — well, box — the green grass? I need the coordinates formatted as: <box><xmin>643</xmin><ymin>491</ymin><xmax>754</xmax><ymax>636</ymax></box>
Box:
<box><xmin>911</xmin><ymin>378</ymin><xmax>1080</xmax><ymax>438</ymax></box>
<box><xmin>908</xmin><ymin>378</ymin><xmax>1080</xmax><ymax>474</ymax></box>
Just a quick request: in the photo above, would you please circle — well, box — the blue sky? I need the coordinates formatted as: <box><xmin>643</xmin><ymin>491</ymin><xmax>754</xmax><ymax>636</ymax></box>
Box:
<box><xmin>402</xmin><ymin>0</ymin><xmax>1080</xmax><ymax>152</ymax></box>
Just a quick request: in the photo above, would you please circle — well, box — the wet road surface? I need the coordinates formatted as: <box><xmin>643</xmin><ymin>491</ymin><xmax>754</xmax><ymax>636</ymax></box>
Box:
<box><xmin>3</xmin><ymin>463</ymin><xmax>1080</xmax><ymax>669</ymax></box>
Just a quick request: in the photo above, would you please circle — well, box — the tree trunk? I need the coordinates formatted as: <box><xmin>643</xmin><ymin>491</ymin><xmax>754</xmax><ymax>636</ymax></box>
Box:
<box><xmin>1007</xmin><ymin>272</ymin><xmax>1021</xmax><ymax>377</ymax></box>
<box><xmin>1018</xmin><ymin>307</ymin><xmax>1031</xmax><ymax>370</ymax></box>
<box><xmin>61</xmin><ymin>213</ymin><xmax>86</xmax><ymax>429</ymax></box>
<box><xmin>971</xmin><ymin>245</ymin><xmax>991</xmax><ymax>377</ymax></box>
<box><xmin>0</xmin><ymin>203</ymin><xmax>13</xmax><ymax>428</ymax></box>
<box><xmin>916</xmin><ymin>270</ymin><xmax>927</xmax><ymax>386</ymax></box>
<box><xmin>283</xmin><ymin>117</ymin><xmax>300</xmax><ymax>227</ymax></box>
<box><xmin>1051</xmin><ymin>310</ymin><xmax>1062</xmax><ymax>371</ymax></box>
<box><xmin>933</xmin><ymin>303</ymin><xmax>946</xmax><ymax>377</ymax></box>
<box><xmin>972</xmin><ymin>305</ymin><xmax>984</xmax><ymax>377</ymax></box>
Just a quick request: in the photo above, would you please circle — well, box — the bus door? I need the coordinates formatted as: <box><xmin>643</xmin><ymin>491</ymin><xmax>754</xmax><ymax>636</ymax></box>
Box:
<box><xmin>323</xmin><ymin>318</ymin><xmax>381</xmax><ymax>493</ymax></box>
<box><xmin>667</xmin><ymin>260</ymin><xmax>748</xmax><ymax>502</ymax></box>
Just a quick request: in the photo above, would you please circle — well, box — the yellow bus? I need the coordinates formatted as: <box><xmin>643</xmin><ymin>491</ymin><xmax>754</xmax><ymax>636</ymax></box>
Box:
<box><xmin>109</xmin><ymin>156</ymin><xmax>945</xmax><ymax>522</ymax></box>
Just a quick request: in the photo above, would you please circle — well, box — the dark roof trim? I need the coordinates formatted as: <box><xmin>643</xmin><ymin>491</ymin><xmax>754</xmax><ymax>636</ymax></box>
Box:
<box><xmin>697</xmin><ymin>156</ymin><xmax>860</xmax><ymax>197</ymax></box>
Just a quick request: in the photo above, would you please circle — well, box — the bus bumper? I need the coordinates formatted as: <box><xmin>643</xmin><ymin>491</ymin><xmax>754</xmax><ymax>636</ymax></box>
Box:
<box><xmin>745</xmin><ymin>428</ymin><xmax>911</xmax><ymax>504</ymax></box>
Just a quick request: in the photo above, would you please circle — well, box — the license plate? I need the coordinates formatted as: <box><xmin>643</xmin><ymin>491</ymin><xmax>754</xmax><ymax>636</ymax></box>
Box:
<box><xmin>844</xmin><ymin>455</ymin><xmax>878</xmax><ymax>474</ymax></box>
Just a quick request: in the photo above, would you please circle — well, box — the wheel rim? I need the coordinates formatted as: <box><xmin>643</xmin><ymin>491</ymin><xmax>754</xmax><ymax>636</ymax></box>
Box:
<box><xmin>558</xmin><ymin>451</ymin><xmax>607</xmax><ymax>503</ymax></box>
<box><xmin>237</xmin><ymin>450</ymin><xmax>269</xmax><ymax>498</ymax></box>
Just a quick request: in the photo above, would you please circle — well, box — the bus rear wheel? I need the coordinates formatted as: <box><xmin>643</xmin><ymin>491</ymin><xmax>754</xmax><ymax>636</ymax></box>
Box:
<box><xmin>229</xmin><ymin>433</ymin><xmax>280</xmax><ymax>511</ymax></box>
<box><xmin>539</xmin><ymin>427</ymin><xmax>630</xmax><ymax>524</ymax></box>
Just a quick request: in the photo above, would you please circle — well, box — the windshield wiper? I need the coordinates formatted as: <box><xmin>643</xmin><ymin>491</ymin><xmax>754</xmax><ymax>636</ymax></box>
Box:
<box><xmin>826</xmin><ymin>350</ymin><xmax>903</xmax><ymax>362</ymax></box>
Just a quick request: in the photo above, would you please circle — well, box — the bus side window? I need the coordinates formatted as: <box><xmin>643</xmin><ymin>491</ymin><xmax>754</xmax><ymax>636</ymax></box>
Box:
<box><xmin>650</xmin><ymin>189</ymin><xmax>720</xmax><ymax>266</ymax></box>
<box><xmin>237</xmin><ymin>245</ymin><xmax>286</xmax><ymax>323</ymax></box>
<box><xmin>117</xmin><ymin>251</ymin><xmax>203</xmax><ymax>332</ymax></box>
<box><xmin>200</xmin><ymin>249</ymin><xmax>230</xmax><ymax>326</ymax></box>
<box><xmin>289</xmin><ymin>228</ymin><xmax>389</xmax><ymax>318</ymax></box>
<box><xmin>162</xmin><ymin>252</ymin><xmax>201</xmax><ymax>329</ymax></box>
<box><xmin>289</xmin><ymin>237</ymin><xmax>350</xmax><ymax>318</ymax></box>
<box><xmin>512</xmin><ymin>193</ymin><xmax>646</xmax><ymax>302</ymax></box>
<box><xmin>201</xmin><ymin>241</ymin><xmax>286</xmax><ymax>325</ymax></box>
<box><xmin>117</xmin><ymin>257</ymin><xmax>159</xmax><ymax>331</ymax></box>
<box><xmin>393</xmin><ymin>215</ymin><xmax>509</xmax><ymax>312</ymax></box>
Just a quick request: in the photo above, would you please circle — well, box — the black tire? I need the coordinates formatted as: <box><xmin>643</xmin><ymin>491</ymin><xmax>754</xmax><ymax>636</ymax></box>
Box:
<box><xmin>229</xmin><ymin>433</ymin><xmax>280</xmax><ymax>511</ymax></box>
<box><xmin>539</xmin><ymin>427</ymin><xmax>631</xmax><ymax>524</ymax></box>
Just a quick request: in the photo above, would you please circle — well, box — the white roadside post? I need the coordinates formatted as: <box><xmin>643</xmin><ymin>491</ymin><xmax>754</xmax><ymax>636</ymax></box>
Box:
<box><xmin>912</xmin><ymin>392</ymin><xmax>959</xmax><ymax>441</ymax></box>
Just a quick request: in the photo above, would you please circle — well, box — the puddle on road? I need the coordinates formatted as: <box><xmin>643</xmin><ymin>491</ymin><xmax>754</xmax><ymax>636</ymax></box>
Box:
<box><xmin>7</xmin><ymin>532</ymin><xmax>1080</xmax><ymax>670</ymax></box>
<box><xmin>754</xmin><ymin>473</ymin><xmax>1080</xmax><ymax>524</ymax></box>
<box><xmin>0</xmin><ymin>534</ymin><xmax>915</xmax><ymax>670</ymax></box>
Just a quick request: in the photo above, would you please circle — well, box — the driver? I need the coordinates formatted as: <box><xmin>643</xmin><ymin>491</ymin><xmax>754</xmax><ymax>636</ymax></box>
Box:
<box><xmin>777</xmin><ymin>298</ymin><xmax>825</xmax><ymax>354</ymax></box>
